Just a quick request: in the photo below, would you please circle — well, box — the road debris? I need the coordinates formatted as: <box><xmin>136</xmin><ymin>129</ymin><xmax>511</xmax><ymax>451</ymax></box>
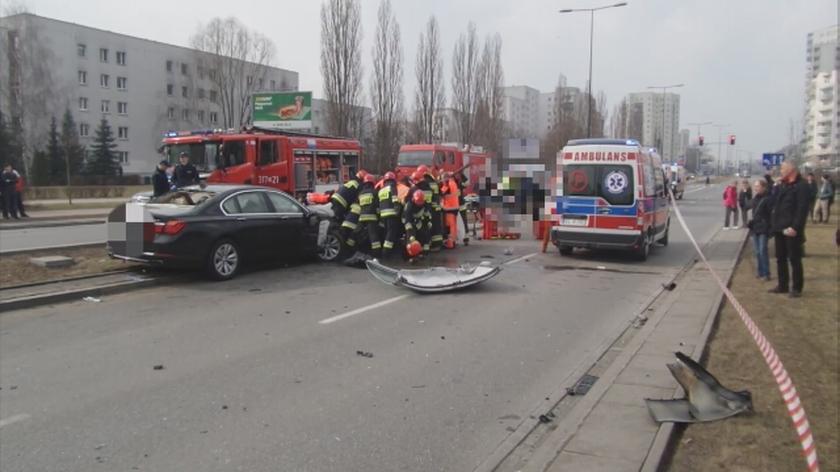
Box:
<box><xmin>662</xmin><ymin>282</ymin><xmax>677</xmax><ymax>291</ymax></box>
<box><xmin>82</xmin><ymin>296</ymin><xmax>101</xmax><ymax>303</ymax></box>
<box><xmin>152</xmin><ymin>365</ymin><xmax>164</xmax><ymax>370</ymax></box>
<box><xmin>645</xmin><ymin>352</ymin><xmax>752</xmax><ymax>423</ymax></box>
<box><xmin>366</xmin><ymin>259</ymin><xmax>501</xmax><ymax>293</ymax></box>
<box><xmin>503</xmin><ymin>248</ymin><xmax>513</xmax><ymax>255</ymax></box>
<box><xmin>566</xmin><ymin>374</ymin><xmax>598</xmax><ymax>396</ymax></box>
<box><xmin>356</xmin><ymin>350</ymin><xmax>374</xmax><ymax>358</ymax></box>
<box><xmin>538</xmin><ymin>414</ymin><xmax>552</xmax><ymax>424</ymax></box>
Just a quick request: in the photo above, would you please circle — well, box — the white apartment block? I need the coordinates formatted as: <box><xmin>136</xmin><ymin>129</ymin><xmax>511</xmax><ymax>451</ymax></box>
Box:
<box><xmin>537</xmin><ymin>86</ymin><xmax>582</xmax><ymax>138</ymax></box>
<box><xmin>624</xmin><ymin>92</ymin><xmax>681</xmax><ymax>162</ymax></box>
<box><xmin>0</xmin><ymin>13</ymin><xmax>298</xmax><ymax>176</ymax></box>
<box><xmin>803</xmin><ymin>25</ymin><xmax>839</xmax><ymax>167</ymax></box>
<box><xmin>502</xmin><ymin>85</ymin><xmax>540</xmax><ymax>138</ymax></box>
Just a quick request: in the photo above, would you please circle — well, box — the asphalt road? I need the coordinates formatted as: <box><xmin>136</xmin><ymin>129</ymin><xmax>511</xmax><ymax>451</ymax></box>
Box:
<box><xmin>0</xmin><ymin>222</ymin><xmax>106</xmax><ymax>253</ymax></box>
<box><xmin>0</xmin><ymin>184</ymin><xmax>725</xmax><ymax>472</ymax></box>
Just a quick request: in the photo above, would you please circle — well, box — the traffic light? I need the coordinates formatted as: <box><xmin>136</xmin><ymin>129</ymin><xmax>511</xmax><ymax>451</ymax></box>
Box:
<box><xmin>698</xmin><ymin>136</ymin><xmax>704</xmax><ymax>146</ymax></box>
<box><xmin>729</xmin><ymin>134</ymin><xmax>736</xmax><ymax>145</ymax></box>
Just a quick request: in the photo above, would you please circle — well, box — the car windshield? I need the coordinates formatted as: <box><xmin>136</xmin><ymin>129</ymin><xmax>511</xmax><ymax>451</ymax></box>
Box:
<box><xmin>164</xmin><ymin>142</ymin><xmax>220</xmax><ymax>172</ymax></box>
<box><xmin>397</xmin><ymin>151</ymin><xmax>433</xmax><ymax>166</ymax></box>
<box><xmin>563</xmin><ymin>164</ymin><xmax>635</xmax><ymax>206</ymax></box>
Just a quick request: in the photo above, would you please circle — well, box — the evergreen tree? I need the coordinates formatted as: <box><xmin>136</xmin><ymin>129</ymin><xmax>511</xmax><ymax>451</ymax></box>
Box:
<box><xmin>87</xmin><ymin>117</ymin><xmax>120</xmax><ymax>176</ymax></box>
<box><xmin>3</xmin><ymin>112</ymin><xmax>24</xmax><ymax>171</ymax></box>
<box><xmin>60</xmin><ymin>109</ymin><xmax>86</xmax><ymax>176</ymax></box>
<box><xmin>30</xmin><ymin>148</ymin><xmax>51</xmax><ymax>185</ymax></box>
<box><xmin>46</xmin><ymin>116</ymin><xmax>64</xmax><ymax>184</ymax></box>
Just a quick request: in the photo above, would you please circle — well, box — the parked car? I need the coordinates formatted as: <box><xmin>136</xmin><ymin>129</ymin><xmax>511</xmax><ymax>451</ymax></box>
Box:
<box><xmin>108</xmin><ymin>185</ymin><xmax>342</xmax><ymax>280</ymax></box>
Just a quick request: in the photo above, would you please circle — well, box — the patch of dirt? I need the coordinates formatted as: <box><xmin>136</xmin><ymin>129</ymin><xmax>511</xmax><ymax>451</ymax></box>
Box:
<box><xmin>0</xmin><ymin>246</ymin><xmax>138</xmax><ymax>287</ymax></box>
<box><xmin>667</xmin><ymin>222</ymin><xmax>839</xmax><ymax>471</ymax></box>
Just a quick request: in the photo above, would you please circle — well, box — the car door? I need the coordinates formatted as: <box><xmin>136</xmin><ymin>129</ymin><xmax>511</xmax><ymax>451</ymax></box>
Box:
<box><xmin>220</xmin><ymin>191</ymin><xmax>276</xmax><ymax>260</ymax></box>
<box><xmin>265</xmin><ymin>191</ymin><xmax>312</xmax><ymax>258</ymax></box>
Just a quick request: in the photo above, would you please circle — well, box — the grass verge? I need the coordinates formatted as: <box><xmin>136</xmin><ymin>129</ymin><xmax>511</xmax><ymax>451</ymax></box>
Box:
<box><xmin>667</xmin><ymin>222</ymin><xmax>839</xmax><ymax>471</ymax></box>
<box><xmin>0</xmin><ymin>246</ymin><xmax>138</xmax><ymax>287</ymax></box>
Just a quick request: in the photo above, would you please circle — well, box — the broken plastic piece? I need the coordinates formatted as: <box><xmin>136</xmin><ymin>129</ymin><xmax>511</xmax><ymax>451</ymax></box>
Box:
<box><xmin>365</xmin><ymin>259</ymin><xmax>501</xmax><ymax>293</ymax></box>
<box><xmin>645</xmin><ymin>351</ymin><xmax>752</xmax><ymax>423</ymax></box>
<box><xmin>356</xmin><ymin>350</ymin><xmax>374</xmax><ymax>358</ymax></box>
<box><xmin>82</xmin><ymin>296</ymin><xmax>101</xmax><ymax>303</ymax></box>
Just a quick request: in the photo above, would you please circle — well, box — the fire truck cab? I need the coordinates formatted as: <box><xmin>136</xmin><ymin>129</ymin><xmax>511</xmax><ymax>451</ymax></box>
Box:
<box><xmin>396</xmin><ymin>144</ymin><xmax>488</xmax><ymax>194</ymax></box>
<box><xmin>160</xmin><ymin>129</ymin><xmax>363</xmax><ymax>201</ymax></box>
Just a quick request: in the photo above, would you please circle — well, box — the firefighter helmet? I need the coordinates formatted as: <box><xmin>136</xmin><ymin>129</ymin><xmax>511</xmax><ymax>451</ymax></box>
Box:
<box><xmin>410</xmin><ymin>170</ymin><xmax>424</xmax><ymax>184</ymax></box>
<box><xmin>356</xmin><ymin>169</ymin><xmax>369</xmax><ymax>180</ymax></box>
<box><xmin>416</xmin><ymin>165</ymin><xmax>430</xmax><ymax>176</ymax></box>
<box><xmin>412</xmin><ymin>190</ymin><xmax>425</xmax><ymax>206</ymax></box>
<box><xmin>363</xmin><ymin>174</ymin><xmax>376</xmax><ymax>184</ymax></box>
<box><xmin>406</xmin><ymin>240</ymin><xmax>422</xmax><ymax>258</ymax></box>
<box><xmin>383</xmin><ymin>171</ymin><xmax>396</xmax><ymax>181</ymax></box>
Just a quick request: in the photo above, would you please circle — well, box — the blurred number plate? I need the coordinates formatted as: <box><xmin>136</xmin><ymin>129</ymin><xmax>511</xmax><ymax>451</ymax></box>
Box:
<box><xmin>562</xmin><ymin>216</ymin><xmax>587</xmax><ymax>226</ymax></box>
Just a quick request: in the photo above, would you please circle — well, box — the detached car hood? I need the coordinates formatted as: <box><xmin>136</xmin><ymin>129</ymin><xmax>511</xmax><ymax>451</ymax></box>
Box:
<box><xmin>365</xmin><ymin>259</ymin><xmax>501</xmax><ymax>293</ymax></box>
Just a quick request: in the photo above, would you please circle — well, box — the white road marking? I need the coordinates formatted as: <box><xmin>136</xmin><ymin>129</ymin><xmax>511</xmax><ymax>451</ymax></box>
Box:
<box><xmin>0</xmin><ymin>413</ymin><xmax>30</xmax><ymax>429</ymax></box>
<box><xmin>503</xmin><ymin>252</ymin><xmax>538</xmax><ymax>266</ymax></box>
<box><xmin>318</xmin><ymin>295</ymin><xmax>410</xmax><ymax>325</ymax></box>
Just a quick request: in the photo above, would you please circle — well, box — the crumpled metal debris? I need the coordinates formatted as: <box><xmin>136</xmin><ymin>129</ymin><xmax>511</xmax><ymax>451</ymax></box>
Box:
<box><xmin>356</xmin><ymin>350</ymin><xmax>374</xmax><ymax>358</ymax></box>
<box><xmin>645</xmin><ymin>351</ymin><xmax>752</xmax><ymax>423</ymax></box>
<box><xmin>365</xmin><ymin>259</ymin><xmax>501</xmax><ymax>293</ymax></box>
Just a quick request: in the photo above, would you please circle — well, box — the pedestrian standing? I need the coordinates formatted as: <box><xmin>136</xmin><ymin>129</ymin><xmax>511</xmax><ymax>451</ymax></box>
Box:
<box><xmin>815</xmin><ymin>174</ymin><xmax>834</xmax><ymax>223</ymax></box>
<box><xmin>1</xmin><ymin>163</ymin><xmax>20</xmax><ymax>219</ymax></box>
<box><xmin>152</xmin><ymin>160</ymin><xmax>171</xmax><ymax>197</ymax></box>
<box><xmin>748</xmin><ymin>179</ymin><xmax>772</xmax><ymax>281</ymax></box>
<box><xmin>768</xmin><ymin>162</ymin><xmax>810</xmax><ymax>298</ymax></box>
<box><xmin>805</xmin><ymin>173</ymin><xmax>818</xmax><ymax>223</ymax></box>
<box><xmin>12</xmin><ymin>167</ymin><xmax>28</xmax><ymax>217</ymax></box>
<box><xmin>738</xmin><ymin>179</ymin><xmax>752</xmax><ymax>228</ymax></box>
<box><xmin>722</xmin><ymin>181</ymin><xmax>739</xmax><ymax>229</ymax></box>
<box><xmin>173</xmin><ymin>152</ymin><xmax>199</xmax><ymax>188</ymax></box>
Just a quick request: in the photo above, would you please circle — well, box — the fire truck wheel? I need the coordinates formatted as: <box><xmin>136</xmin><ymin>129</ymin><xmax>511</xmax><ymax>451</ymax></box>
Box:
<box><xmin>318</xmin><ymin>229</ymin><xmax>344</xmax><ymax>262</ymax></box>
<box><xmin>207</xmin><ymin>238</ymin><xmax>241</xmax><ymax>281</ymax></box>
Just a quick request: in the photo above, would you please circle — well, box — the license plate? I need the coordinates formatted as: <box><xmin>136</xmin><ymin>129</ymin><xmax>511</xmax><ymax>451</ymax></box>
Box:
<box><xmin>562</xmin><ymin>216</ymin><xmax>587</xmax><ymax>226</ymax></box>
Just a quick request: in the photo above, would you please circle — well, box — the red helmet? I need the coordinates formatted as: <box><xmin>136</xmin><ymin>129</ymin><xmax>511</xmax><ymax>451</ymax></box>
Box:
<box><xmin>416</xmin><ymin>165</ymin><xmax>430</xmax><ymax>176</ymax></box>
<box><xmin>406</xmin><ymin>240</ymin><xmax>422</xmax><ymax>258</ymax></box>
<box><xmin>410</xmin><ymin>171</ymin><xmax>424</xmax><ymax>183</ymax></box>
<box><xmin>412</xmin><ymin>190</ymin><xmax>426</xmax><ymax>206</ymax></box>
<box><xmin>356</xmin><ymin>169</ymin><xmax>369</xmax><ymax>180</ymax></box>
<box><xmin>363</xmin><ymin>174</ymin><xmax>376</xmax><ymax>184</ymax></box>
<box><xmin>383</xmin><ymin>171</ymin><xmax>396</xmax><ymax>181</ymax></box>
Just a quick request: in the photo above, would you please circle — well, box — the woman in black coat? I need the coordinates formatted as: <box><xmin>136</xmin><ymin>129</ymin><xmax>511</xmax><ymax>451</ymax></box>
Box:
<box><xmin>748</xmin><ymin>179</ymin><xmax>772</xmax><ymax>280</ymax></box>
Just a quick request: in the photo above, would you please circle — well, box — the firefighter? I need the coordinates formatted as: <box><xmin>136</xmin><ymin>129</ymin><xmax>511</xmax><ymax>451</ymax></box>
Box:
<box><xmin>417</xmin><ymin>165</ymin><xmax>443</xmax><ymax>251</ymax></box>
<box><xmin>456</xmin><ymin>170</ymin><xmax>470</xmax><ymax>245</ymax></box>
<box><xmin>341</xmin><ymin>202</ymin><xmax>362</xmax><ymax>249</ymax></box>
<box><xmin>358</xmin><ymin>174</ymin><xmax>381</xmax><ymax>256</ymax></box>
<box><xmin>402</xmin><ymin>188</ymin><xmax>431</xmax><ymax>256</ymax></box>
<box><xmin>331</xmin><ymin>169</ymin><xmax>367</xmax><ymax>221</ymax></box>
<box><xmin>377</xmin><ymin>171</ymin><xmax>401</xmax><ymax>258</ymax></box>
<box><xmin>441</xmin><ymin>172</ymin><xmax>461</xmax><ymax>249</ymax></box>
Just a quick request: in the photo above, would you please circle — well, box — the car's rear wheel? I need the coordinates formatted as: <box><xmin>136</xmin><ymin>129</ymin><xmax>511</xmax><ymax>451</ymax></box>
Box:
<box><xmin>318</xmin><ymin>229</ymin><xmax>344</xmax><ymax>262</ymax></box>
<box><xmin>207</xmin><ymin>239</ymin><xmax>240</xmax><ymax>280</ymax></box>
<box><xmin>635</xmin><ymin>232</ymin><xmax>650</xmax><ymax>261</ymax></box>
<box><xmin>558</xmin><ymin>245</ymin><xmax>573</xmax><ymax>256</ymax></box>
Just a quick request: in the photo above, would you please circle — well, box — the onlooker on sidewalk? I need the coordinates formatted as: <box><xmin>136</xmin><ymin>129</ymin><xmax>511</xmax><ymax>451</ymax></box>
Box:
<box><xmin>815</xmin><ymin>174</ymin><xmax>834</xmax><ymax>223</ymax></box>
<box><xmin>769</xmin><ymin>162</ymin><xmax>810</xmax><ymax>298</ymax></box>
<box><xmin>805</xmin><ymin>172</ymin><xmax>818</xmax><ymax>223</ymax></box>
<box><xmin>152</xmin><ymin>160</ymin><xmax>171</xmax><ymax>198</ymax></box>
<box><xmin>13</xmin><ymin>167</ymin><xmax>29</xmax><ymax>218</ymax></box>
<box><xmin>174</xmin><ymin>152</ymin><xmax>199</xmax><ymax>188</ymax></box>
<box><xmin>723</xmin><ymin>181</ymin><xmax>739</xmax><ymax>229</ymax></box>
<box><xmin>1</xmin><ymin>163</ymin><xmax>20</xmax><ymax>219</ymax></box>
<box><xmin>748</xmin><ymin>179</ymin><xmax>772</xmax><ymax>281</ymax></box>
<box><xmin>738</xmin><ymin>178</ymin><xmax>752</xmax><ymax>228</ymax></box>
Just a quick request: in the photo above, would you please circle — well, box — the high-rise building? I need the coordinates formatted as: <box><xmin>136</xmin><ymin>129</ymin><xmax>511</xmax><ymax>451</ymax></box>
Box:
<box><xmin>537</xmin><ymin>86</ymin><xmax>582</xmax><ymax>138</ymax></box>
<box><xmin>623</xmin><ymin>92</ymin><xmax>681</xmax><ymax>162</ymax></box>
<box><xmin>502</xmin><ymin>85</ymin><xmax>540</xmax><ymax>138</ymax></box>
<box><xmin>803</xmin><ymin>24</ymin><xmax>839</xmax><ymax>167</ymax></box>
<box><xmin>678</xmin><ymin>129</ymin><xmax>690</xmax><ymax>160</ymax></box>
<box><xmin>0</xmin><ymin>13</ymin><xmax>298</xmax><ymax>176</ymax></box>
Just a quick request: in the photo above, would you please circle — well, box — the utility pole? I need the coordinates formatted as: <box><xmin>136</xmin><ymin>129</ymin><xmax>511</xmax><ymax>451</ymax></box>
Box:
<box><xmin>713</xmin><ymin>124</ymin><xmax>730</xmax><ymax>175</ymax></box>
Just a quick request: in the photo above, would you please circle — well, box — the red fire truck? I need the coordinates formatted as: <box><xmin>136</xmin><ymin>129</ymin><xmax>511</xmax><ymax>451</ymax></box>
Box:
<box><xmin>160</xmin><ymin>128</ymin><xmax>363</xmax><ymax>201</ymax></box>
<box><xmin>396</xmin><ymin>143</ymin><xmax>489</xmax><ymax>193</ymax></box>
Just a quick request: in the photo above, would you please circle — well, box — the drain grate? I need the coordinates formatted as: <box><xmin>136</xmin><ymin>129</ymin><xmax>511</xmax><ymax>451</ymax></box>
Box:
<box><xmin>567</xmin><ymin>374</ymin><xmax>599</xmax><ymax>396</ymax></box>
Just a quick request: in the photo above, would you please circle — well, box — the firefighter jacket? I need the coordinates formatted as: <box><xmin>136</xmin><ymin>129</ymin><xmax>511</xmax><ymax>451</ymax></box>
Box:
<box><xmin>424</xmin><ymin>175</ymin><xmax>441</xmax><ymax>211</ymax></box>
<box><xmin>341</xmin><ymin>203</ymin><xmax>362</xmax><ymax>231</ymax></box>
<box><xmin>331</xmin><ymin>177</ymin><xmax>361</xmax><ymax>209</ymax></box>
<box><xmin>402</xmin><ymin>185</ymin><xmax>431</xmax><ymax>233</ymax></box>
<box><xmin>377</xmin><ymin>181</ymin><xmax>400</xmax><ymax>218</ymax></box>
<box><xmin>358</xmin><ymin>183</ymin><xmax>378</xmax><ymax>223</ymax></box>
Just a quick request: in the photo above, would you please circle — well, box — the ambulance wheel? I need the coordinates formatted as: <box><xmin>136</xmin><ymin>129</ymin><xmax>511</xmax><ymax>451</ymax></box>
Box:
<box><xmin>677</xmin><ymin>192</ymin><xmax>684</xmax><ymax>200</ymax></box>
<box><xmin>207</xmin><ymin>238</ymin><xmax>240</xmax><ymax>281</ymax></box>
<box><xmin>558</xmin><ymin>245</ymin><xmax>573</xmax><ymax>256</ymax></box>
<box><xmin>660</xmin><ymin>222</ymin><xmax>670</xmax><ymax>246</ymax></box>
<box><xmin>635</xmin><ymin>233</ymin><xmax>650</xmax><ymax>261</ymax></box>
<box><xmin>319</xmin><ymin>229</ymin><xmax>344</xmax><ymax>262</ymax></box>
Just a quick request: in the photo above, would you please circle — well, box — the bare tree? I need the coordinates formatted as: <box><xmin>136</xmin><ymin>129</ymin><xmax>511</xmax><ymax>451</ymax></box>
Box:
<box><xmin>369</xmin><ymin>0</ymin><xmax>404</xmax><ymax>172</ymax></box>
<box><xmin>320</xmin><ymin>0</ymin><xmax>364</xmax><ymax>138</ymax></box>
<box><xmin>610</xmin><ymin>99</ymin><xmax>628</xmax><ymax>138</ymax></box>
<box><xmin>451</xmin><ymin>22</ymin><xmax>483</xmax><ymax>145</ymax></box>
<box><xmin>190</xmin><ymin>17</ymin><xmax>276</xmax><ymax>129</ymax></box>
<box><xmin>474</xmin><ymin>33</ymin><xmax>504</xmax><ymax>155</ymax></box>
<box><xmin>414</xmin><ymin>16</ymin><xmax>444</xmax><ymax>144</ymax></box>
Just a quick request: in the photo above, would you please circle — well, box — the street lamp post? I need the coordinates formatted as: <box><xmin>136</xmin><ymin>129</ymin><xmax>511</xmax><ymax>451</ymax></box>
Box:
<box><xmin>687</xmin><ymin>121</ymin><xmax>711</xmax><ymax>173</ymax></box>
<box><xmin>646</xmin><ymin>84</ymin><xmax>684</xmax><ymax>162</ymax></box>
<box><xmin>713</xmin><ymin>124</ymin><xmax>730</xmax><ymax>176</ymax></box>
<box><xmin>559</xmin><ymin>2</ymin><xmax>628</xmax><ymax>138</ymax></box>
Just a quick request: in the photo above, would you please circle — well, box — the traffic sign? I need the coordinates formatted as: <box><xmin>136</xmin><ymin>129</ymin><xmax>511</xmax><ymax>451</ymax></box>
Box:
<box><xmin>762</xmin><ymin>153</ymin><xmax>784</xmax><ymax>168</ymax></box>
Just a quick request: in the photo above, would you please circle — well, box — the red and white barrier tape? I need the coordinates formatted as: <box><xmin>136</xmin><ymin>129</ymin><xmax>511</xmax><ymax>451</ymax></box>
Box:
<box><xmin>668</xmin><ymin>190</ymin><xmax>819</xmax><ymax>472</ymax></box>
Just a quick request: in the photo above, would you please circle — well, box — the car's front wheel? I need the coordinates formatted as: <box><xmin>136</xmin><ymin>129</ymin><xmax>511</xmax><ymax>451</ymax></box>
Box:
<box><xmin>207</xmin><ymin>239</ymin><xmax>240</xmax><ymax>280</ymax></box>
<box><xmin>318</xmin><ymin>229</ymin><xmax>344</xmax><ymax>262</ymax></box>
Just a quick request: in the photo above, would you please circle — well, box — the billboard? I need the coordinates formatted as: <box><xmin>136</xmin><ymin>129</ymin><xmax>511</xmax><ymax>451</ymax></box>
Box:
<box><xmin>252</xmin><ymin>92</ymin><xmax>312</xmax><ymax>130</ymax></box>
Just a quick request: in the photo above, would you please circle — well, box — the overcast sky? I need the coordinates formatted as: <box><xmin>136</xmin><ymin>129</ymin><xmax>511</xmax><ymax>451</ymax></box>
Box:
<box><xmin>11</xmin><ymin>0</ymin><xmax>839</xmax><ymax>160</ymax></box>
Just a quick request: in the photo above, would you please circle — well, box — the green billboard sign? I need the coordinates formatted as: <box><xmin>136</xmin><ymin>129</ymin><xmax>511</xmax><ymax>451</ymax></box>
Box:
<box><xmin>252</xmin><ymin>92</ymin><xmax>313</xmax><ymax>130</ymax></box>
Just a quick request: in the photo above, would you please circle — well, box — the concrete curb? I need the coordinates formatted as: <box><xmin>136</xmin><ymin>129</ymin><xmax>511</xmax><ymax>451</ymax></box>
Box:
<box><xmin>0</xmin><ymin>275</ymin><xmax>168</xmax><ymax>312</ymax></box>
<box><xmin>0</xmin><ymin>242</ymin><xmax>106</xmax><ymax>256</ymax></box>
<box><xmin>639</xmin><ymin>231</ymin><xmax>749</xmax><ymax>472</ymax></box>
<box><xmin>0</xmin><ymin>218</ymin><xmax>104</xmax><ymax>231</ymax></box>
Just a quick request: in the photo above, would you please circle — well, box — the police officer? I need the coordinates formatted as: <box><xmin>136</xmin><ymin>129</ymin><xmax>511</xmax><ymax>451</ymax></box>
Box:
<box><xmin>174</xmin><ymin>152</ymin><xmax>199</xmax><ymax>188</ymax></box>
<box><xmin>377</xmin><ymin>171</ymin><xmax>401</xmax><ymax>258</ymax></box>
<box><xmin>152</xmin><ymin>160</ymin><xmax>171</xmax><ymax>198</ymax></box>
<box><xmin>331</xmin><ymin>170</ymin><xmax>367</xmax><ymax>222</ymax></box>
<box><xmin>358</xmin><ymin>174</ymin><xmax>381</xmax><ymax>256</ymax></box>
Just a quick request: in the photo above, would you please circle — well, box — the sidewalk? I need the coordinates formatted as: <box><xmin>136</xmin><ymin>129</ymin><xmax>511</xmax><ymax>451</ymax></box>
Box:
<box><xmin>520</xmin><ymin>227</ymin><xmax>747</xmax><ymax>472</ymax></box>
<box><xmin>0</xmin><ymin>208</ymin><xmax>110</xmax><ymax>230</ymax></box>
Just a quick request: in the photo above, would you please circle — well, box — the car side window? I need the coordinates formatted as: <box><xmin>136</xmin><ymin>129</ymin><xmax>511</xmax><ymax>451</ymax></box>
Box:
<box><xmin>266</xmin><ymin>192</ymin><xmax>304</xmax><ymax>214</ymax></box>
<box><xmin>222</xmin><ymin>197</ymin><xmax>240</xmax><ymax>214</ymax></box>
<box><xmin>234</xmin><ymin>192</ymin><xmax>271</xmax><ymax>214</ymax></box>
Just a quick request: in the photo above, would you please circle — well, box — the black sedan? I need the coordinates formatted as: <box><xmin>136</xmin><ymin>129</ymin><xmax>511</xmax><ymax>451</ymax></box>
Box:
<box><xmin>107</xmin><ymin>185</ymin><xmax>342</xmax><ymax>280</ymax></box>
